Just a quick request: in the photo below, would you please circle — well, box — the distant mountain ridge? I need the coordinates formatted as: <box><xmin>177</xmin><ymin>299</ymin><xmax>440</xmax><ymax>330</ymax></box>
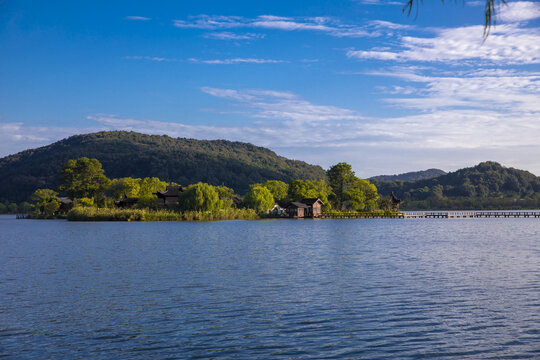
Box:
<box><xmin>0</xmin><ymin>131</ymin><xmax>327</xmax><ymax>203</ymax></box>
<box><xmin>370</xmin><ymin>168</ymin><xmax>446</xmax><ymax>182</ymax></box>
<box><xmin>372</xmin><ymin>161</ymin><xmax>540</xmax><ymax>209</ymax></box>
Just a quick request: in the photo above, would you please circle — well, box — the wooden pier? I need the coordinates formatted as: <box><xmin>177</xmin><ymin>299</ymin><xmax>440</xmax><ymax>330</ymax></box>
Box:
<box><xmin>401</xmin><ymin>211</ymin><xmax>540</xmax><ymax>219</ymax></box>
<box><xmin>320</xmin><ymin>211</ymin><xmax>540</xmax><ymax>219</ymax></box>
<box><xmin>320</xmin><ymin>212</ymin><xmax>402</xmax><ymax>219</ymax></box>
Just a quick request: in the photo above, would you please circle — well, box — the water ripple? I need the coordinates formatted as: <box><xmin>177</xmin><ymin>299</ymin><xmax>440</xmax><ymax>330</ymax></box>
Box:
<box><xmin>0</xmin><ymin>217</ymin><xmax>538</xmax><ymax>359</ymax></box>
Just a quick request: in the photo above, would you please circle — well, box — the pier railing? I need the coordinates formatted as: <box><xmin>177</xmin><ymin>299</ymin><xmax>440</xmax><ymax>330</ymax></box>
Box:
<box><xmin>320</xmin><ymin>211</ymin><xmax>540</xmax><ymax>219</ymax></box>
<box><xmin>401</xmin><ymin>211</ymin><xmax>540</xmax><ymax>219</ymax></box>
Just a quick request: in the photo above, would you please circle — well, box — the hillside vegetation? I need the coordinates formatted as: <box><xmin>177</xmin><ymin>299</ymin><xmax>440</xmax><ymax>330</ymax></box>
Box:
<box><xmin>0</xmin><ymin>131</ymin><xmax>326</xmax><ymax>203</ymax></box>
<box><xmin>373</xmin><ymin>162</ymin><xmax>540</xmax><ymax>210</ymax></box>
<box><xmin>370</xmin><ymin>168</ymin><xmax>446</xmax><ymax>182</ymax></box>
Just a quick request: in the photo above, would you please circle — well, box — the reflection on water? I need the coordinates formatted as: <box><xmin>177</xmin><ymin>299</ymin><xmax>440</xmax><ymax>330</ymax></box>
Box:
<box><xmin>0</xmin><ymin>216</ymin><xmax>538</xmax><ymax>359</ymax></box>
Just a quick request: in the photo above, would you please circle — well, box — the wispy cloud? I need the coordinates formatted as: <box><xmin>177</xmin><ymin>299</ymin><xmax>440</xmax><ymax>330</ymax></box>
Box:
<box><xmin>123</xmin><ymin>56</ymin><xmax>177</xmax><ymax>62</ymax></box>
<box><xmin>189</xmin><ymin>58</ymin><xmax>286</xmax><ymax>64</ymax></box>
<box><xmin>124</xmin><ymin>16</ymin><xmax>151</xmax><ymax>21</ymax></box>
<box><xmin>347</xmin><ymin>24</ymin><xmax>540</xmax><ymax>64</ymax></box>
<box><xmin>375</xmin><ymin>68</ymin><xmax>540</xmax><ymax>113</ymax></box>
<box><xmin>0</xmin><ymin>122</ymin><xmax>102</xmax><ymax>157</ymax></box>
<box><xmin>354</xmin><ymin>0</ymin><xmax>402</xmax><ymax>5</ymax></box>
<box><xmin>499</xmin><ymin>1</ymin><xmax>540</xmax><ymax>23</ymax></box>
<box><xmin>200</xmin><ymin>87</ymin><xmax>363</xmax><ymax>122</ymax></box>
<box><xmin>173</xmin><ymin>15</ymin><xmax>375</xmax><ymax>37</ymax></box>
<box><xmin>203</xmin><ymin>32</ymin><xmax>265</xmax><ymax>40</ymax></box>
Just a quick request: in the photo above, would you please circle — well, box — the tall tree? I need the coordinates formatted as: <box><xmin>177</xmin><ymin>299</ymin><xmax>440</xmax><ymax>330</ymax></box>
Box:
<box><xmin>327</xmin><ymin>163</ymin><xmax>356</xmax><ymax>210</ymax></box>
<box><xmin>262</xmin><ymin>180</ymin><xmax>289</xmax><ymax>204</ymax></box>
<box><xmin>287</xmin><ymin>179</ymin><xmax>332</xmax><ymax>208</ymax></box>
<box><xmin>31</xmin><ymin>188</ymin><xmax>60</xmax><ymax>216</ymax></box>
<box><xmin>344</xmin><ymin>178</ymin><xmax>379</xmax><ymax>211</ymax></box>
<box><xmin>244</xmin><ymin>185</ymin><xmax>275</xmax><ymax>213</ymax></box>
<box><xmin>58</xmin><ymin>157</ymin><xmax>110</xmax><ymax>200</ymax></box>
<box><xmin>108</xmin><ymin>177</ymin><xmax>141</xmax><ymax>199</ymax></box>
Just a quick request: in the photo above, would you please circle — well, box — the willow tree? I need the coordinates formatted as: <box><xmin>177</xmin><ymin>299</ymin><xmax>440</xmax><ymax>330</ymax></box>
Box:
<box><xmin>244</xmin><ymin>185</ymin><xmax>275</xmax><ymax>213</ymax></box>
<box><xmin>404</xmin><ymin>0</ymin><xmax>507</xmax><ymax>37</ymax></box>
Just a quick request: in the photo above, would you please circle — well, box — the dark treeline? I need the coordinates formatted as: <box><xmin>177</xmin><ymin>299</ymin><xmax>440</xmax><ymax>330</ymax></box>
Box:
<box><xmin>373</xmin><ymin>162</ymin><xmax>540</xmax><ymax>210</ymax></box>
<box><xmin>0</xmin><ymin>131</ymin><xmax>327</xmax><ymax>203</ymax></box>
<box><xmin>370</xmin><ymin>168</ymin><xmax>446</xmax><ymax>182</ymax></box>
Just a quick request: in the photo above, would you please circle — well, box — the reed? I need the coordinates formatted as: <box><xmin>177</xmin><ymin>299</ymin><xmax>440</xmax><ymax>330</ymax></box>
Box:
<box><xmin>67</xmin><ymin>206</ymin><xmax>259</xmax><ymax>221</ymax></box>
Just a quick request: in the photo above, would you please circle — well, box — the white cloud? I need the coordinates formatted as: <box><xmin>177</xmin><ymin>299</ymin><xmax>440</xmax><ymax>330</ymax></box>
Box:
<box><xmin>124</xmin><ymin>16</ymin><xmax>151</xmax><ymax>21</ymax></box>
<box><xmin>355</xmin><ymin>0</ymin><xmax>402</xmax><ymax>5</ymax></box>
<box><xmin>466</xmin><ymin>1</ymin><xmax>485</xmax><ymax>7</ymax></box>
<box><xmin>189</xmin><ymin>58</ymin><xmax>286</xmax><ymax>64</ymax></box>
<box><xmin>173</xmin><ymin>15</ymin><xmax>374</xmax><ymax>37</ymax></box>
<box><xmin>123</xmin><ymin>56</ymin><xmax>177</xmax><ymax>62</ymax></box>
<box><xmin>200</xmin><ymin>87</ymin><xmax>256</xmax><ymax>101</ymax></box>
<box><xmin>347</xmin><ymin>24</ymin><xmax>540</xmax><ymax>64</ymax></box>
<box><xmin>373</xmin><ymin>68</ymin><xmax>540</xmax><ymax>113</ymax></box>
<box><xmin>200</xmin><ymin>87</ymin><xmax>363</xmax><ymax>122</ymax></box>
<box><xmin>0</xmin><ymin>122</ymin><xmax>102</xmax><ymax>157</ymax></box>
<box><xmin>499</xmin><ymin>1</ymin><xmax>540</xmax><ymax>23</ymax></box>
<box><xmin>203</xmin><ymin>32</ymin><xmax>265</xmax><ymax>40</ymax></box>
<box><xmin>368</xmin><ymin>20</ymin><xmax>414</xmax><ymax>30</ymax></box>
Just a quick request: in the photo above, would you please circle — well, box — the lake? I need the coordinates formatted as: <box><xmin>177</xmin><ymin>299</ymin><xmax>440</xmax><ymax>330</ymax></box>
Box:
<box><xmin>1</xmin><ymin>215</ymin><xmax>538</xmax><ymax>359</ymax></box>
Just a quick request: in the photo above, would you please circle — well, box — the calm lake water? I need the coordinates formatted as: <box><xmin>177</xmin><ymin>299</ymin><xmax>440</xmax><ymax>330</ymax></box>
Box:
<box><xmin>1</xmin><ymin>215</ymin><xmax>538</xmax><ymax>359</ymax></box>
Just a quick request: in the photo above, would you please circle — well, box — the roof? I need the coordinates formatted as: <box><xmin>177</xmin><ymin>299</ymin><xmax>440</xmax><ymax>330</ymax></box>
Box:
<box><xmin>57</xmin><ymin>197</ymin><xmax>73</xmax><ymax>205</ymax></box>
<box><xmin>115</xmin><ymin>195</ymin><xmax>138</xmax><ymax>205</ymax></box>
<box><xmin>286</xmin><ymin>202</ymin><xmax>310</xmax><ymax>208</ymax></box>
<box><xmin>391</xmin><ymin>192</ymin><xmax>402</xmax><ymax>204</ymax></box>
<box><xmin>155</xmin><ymin>185</ymin><xmax>183</xmax><ymax>197</ymax></box>
<box><xmin>300</xmin><ymin>198</ymin><xmax>324</xmax><ymax>205</ymax></box>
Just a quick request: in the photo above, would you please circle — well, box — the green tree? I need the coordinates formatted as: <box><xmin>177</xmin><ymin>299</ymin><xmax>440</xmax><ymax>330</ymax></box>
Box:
<box><xmin>109</xmin><ymin>177</ymin><xmax>141</xmax><ymax>199</ymax></box>
<box><xmin>139</xmin><ymin>177</ymin><xmax>168</xmax><ymax>197</ymax></box>
<box><xmin>31</xmin><ymin>189</ymin><xmax>59</xmax><ymax>216</ymax></box>
<box><xmin>344</xmin><ymin>178</ymin><xmax>379</xmax><ymax>211</ymax></box>
<box><xmin>214</xmin><ymin>185</ymin><xmax>236</xmax><ymax>209</ymax></box>
<box><xmin>18</xmin><ymin>202</ymin><xmax>33</xmax><ymax>214</ymax></box>
<box><xmin>76</xmin><ymin>197</ymin><xmax>95</xmax><ymax>207</ymax></box>
<box><xmin>431</xmin><ymin>184</ymin><xmax>444</xmax><ymax>199</ymax></box>
<box><xmin>58</xmin><ymin>157</ymin><xmax>110</xmax><ymax>200</ymax></box>
<box><xmin>244</xmin><ymin>185</ymin><xmax>275</xmax><ymax>213</ymax></box>
<box><xmin>43</xmin><ymin>199</ymin><xmax>60</xmax><ymax>216</ymax></box>
<box><xmin>7</xmin><ymin>203</ymin><xmax>18</xmax><ymax>213</ymax></box>
<box><xmin>262</xmin><ymin>180</ymin><xmax>289</xmax><ymax>204</ymax></box>
<box><xmin>287</xmin><ymin>179</ymin><xmax>332</xmax><ymax>208</ymax></box>
<box><xmin>181</xmin><ymin>183</ymin><xmax>221</xmax><ymax>212</ymax></box>
<box><xmin>327</xmin><ymin>163</ymin><xmax>356</xmax><ymax>210</ymax></box>
<box><xmin>0</xmin><ymin>203</ymin><xmax>7</xmax><ymax>214</ymax></box>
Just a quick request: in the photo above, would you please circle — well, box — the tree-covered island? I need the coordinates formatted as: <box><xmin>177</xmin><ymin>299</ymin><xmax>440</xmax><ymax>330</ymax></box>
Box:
<box><xmin>28</xmin><ymin>157</ymin><xmax>393</xmax><ymax>221</ymax></box>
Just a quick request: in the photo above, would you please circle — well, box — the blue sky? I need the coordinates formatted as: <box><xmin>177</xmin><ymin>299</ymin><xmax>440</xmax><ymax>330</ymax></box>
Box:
<box><xmin>1</xmin><ymin>0</ymin><xmax>539</xmax><ymax>176</ymax></box>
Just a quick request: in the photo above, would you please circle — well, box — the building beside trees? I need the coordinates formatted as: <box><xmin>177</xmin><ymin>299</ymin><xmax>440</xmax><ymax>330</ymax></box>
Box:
<box><xmin>285</xmin><ymin>198</ymin><xmax>324</xmax><ymax>218</ymax></box>
<box><xmin>27</xmin><ymin>156</ymin><xmax>387</xmax><ymax>220</ymax></box>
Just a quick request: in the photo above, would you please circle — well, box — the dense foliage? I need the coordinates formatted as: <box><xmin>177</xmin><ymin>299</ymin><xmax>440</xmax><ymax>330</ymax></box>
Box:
<box><xmin>287</xmin><ymin>179</ymin><xmax>332</xmax><ymax>207</ymax></box>
<box><xmin>58</xmin><ymin>157</ymin><xmax>110</xmax><ymax>202</ymax></box>
<box><xmin>327</xmin><ymin>163</ymin><xmax>379</xmax><ymax>211</ymax></box>
<box><xmin>180</xmin><ymin>183</ymin><xmax>222</xmax><ymax>212</ymax></box>
<box><xmin>373</xmin><ymin>162</ymin><xmax>540</xmax><ymax>210</ymax></box>
<box><xmin>370</xmin><ymin>169</ymin><xmax>446</xmax><ymax>182</ymax></box>
<box><xmin>244</xmin><ymin>185</ymin><xmax>275</xmax><ymax>212</ymax></box>
<box><xmin>24</xmin><ymin>156</ymin><xmax>387</xmax><ymax>220</ymax></box>
<box><xmin>31</xmin><ymin>189</ymin><xmax>60</xmax><ymax>216</ymax></box>
<box><xmin>0</xmin><ymin>131</ymin><xmax>326</xmax><ymax>203</ymax></box>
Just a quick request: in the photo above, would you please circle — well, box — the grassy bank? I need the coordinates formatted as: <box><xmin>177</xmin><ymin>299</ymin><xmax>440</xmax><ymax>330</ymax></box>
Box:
<box><xmin>67</xmin><ymin>206</ymin><xmax>259</xmax><ymax>221</ymax></box>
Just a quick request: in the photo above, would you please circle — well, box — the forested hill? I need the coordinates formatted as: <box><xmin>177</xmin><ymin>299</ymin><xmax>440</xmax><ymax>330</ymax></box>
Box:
<box><xmin>370</xmin><ymin>168</ymin><xmax>446</xmax><ymax>182</ymax></box>
<box><xmin>0</xmin><ymin>131</ymin><xmax>326</xmax><ymax>203</ymax></box>
<box><xmin>373</xmin><ymin>162</ymin><xmax>540</xmax><ymax>209</ymax></box>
